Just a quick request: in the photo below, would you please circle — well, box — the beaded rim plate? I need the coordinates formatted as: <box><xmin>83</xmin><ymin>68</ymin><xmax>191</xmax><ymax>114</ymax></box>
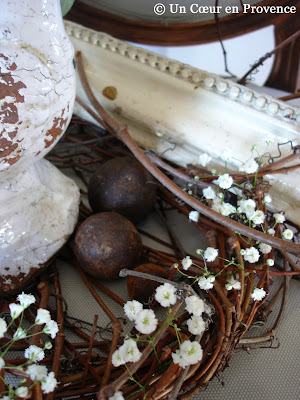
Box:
<box><xmin>65</xmin><ymin>20</ymin><xmax>300</xmax><ymax>223</ymax></box>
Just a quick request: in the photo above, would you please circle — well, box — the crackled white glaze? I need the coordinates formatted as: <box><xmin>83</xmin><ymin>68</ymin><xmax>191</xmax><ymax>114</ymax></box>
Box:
<box><xmin>66</xmin><ymin>21</ymin><xmax>300</xmax><ymax>224</ymax></box>
<box><xmin>0</xmin><ymin>1</ymin><xmax>79</xmax><ymax>285</ymax></box>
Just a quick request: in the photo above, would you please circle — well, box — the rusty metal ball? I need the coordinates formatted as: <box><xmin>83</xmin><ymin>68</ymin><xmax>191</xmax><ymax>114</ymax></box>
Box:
<box><xmin>127</xmin><ymin>263</ymin><xmax>168</xmax><ymax>303</ymax></box>
<box><xmin>74</xmin><ymin>212</ymin><xmax>142</xmax><ymax>280</ymax></box>
<box><xmin>88</xmin><ymin>157</ymin><xmax>157</xmax><ymax>223</ymax></box>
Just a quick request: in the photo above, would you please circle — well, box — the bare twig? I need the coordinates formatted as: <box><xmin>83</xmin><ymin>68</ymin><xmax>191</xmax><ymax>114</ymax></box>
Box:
<box><xmin>238</xmin><ymin>30</ymin><xmax>300</xmax><ymax>85</ymax></box>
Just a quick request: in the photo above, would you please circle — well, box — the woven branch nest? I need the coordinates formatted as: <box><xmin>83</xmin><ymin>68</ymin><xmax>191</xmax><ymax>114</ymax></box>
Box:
<box><xmin>1</xmin><ymin>115</ymin><xmax>298</xmax><ymax>400</ymax></box>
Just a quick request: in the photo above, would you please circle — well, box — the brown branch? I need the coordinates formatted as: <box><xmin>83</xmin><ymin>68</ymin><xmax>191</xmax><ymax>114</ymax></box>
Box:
<box><xmin>75</xmin><ymin>51</ymin><xmax>300</xmax><ymax>257</ymax></box>
<box><xmin>237</xmin><ymin>30</ymin><xmax>300</xmax><ymax>85</ymax></box>
<box><xmin>46</xmin><ymin>269</ymin><xmax>65</xmax><ymax>400</ymax></box>
<box><xmin>278</xmin><ymin>91</ymin><xmax>300</xmax><ymax>101</ymax></box>
<box><xmin>82</xmin><ymin>314</ymin><xmax>99</xmax><ymax>387</ymax></box>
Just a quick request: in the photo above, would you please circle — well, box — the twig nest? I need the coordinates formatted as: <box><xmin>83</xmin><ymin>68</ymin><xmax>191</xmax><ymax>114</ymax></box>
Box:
<box><xmin>127</xmin><ymin>263</ymin><xmax>168</xmax><ymax>303</ymax></box>
<box><xmin>74</xmin><ymin>212</ymin><xmax>142</xmax><ymax>279</ymax></box>
<box><xmin>88</xmin><ymin>157</ymin><xmax>157</xmax><ymax>223</ymax></box>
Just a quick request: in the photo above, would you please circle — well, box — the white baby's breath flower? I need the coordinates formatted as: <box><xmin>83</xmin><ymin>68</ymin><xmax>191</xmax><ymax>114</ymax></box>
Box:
<box><xmin>219</xmin><ymin>202</ymin><xmax>236</xmax><ymax>216</ymax></box>
<box><xmin>185</xmin><ymin>295</ymin><xmax>205</xmax><ymax>316</ymax></box>
<box><xmin>240</xmin><ymin>159</ymin><xmax>259</xmax><ymax>174</ymax></box>
<box><xmin>25</xmin><ymin>345</ymin><xmax>45</xmax><ymax>362</ymax></box>
<box><xmin>268</xmin><ymin>228</ymin><xmax>275</xmax><ymax>235</ymax></box>
<box><xmin>204</xmin><ymin>247</ymin><xmax>218</xmax><ymax>262</ymax></box>
<box><xmin>187</xmin><ymin>315</ymin><xmax>206</xmax><ymax>336</ymax></box>
<box><xmin>274</xmin><ymin>213</ymin><xmax>285</xmax><ymax>223</ymax></box>
<box><xmin>119</xmin><ymin>338</ymin><xmax>142</xmax><ymax>363</ymax></box>
<box><xmin>35</xmin><ymin>309</ymin><xmax>51</xmax><ymax>325</ymax></box>
<box><xmin>124</xmin><ymin>300</ymin><xmax>143</xmax><ymax>322</ymax></box>
<box><xmin>266</xmin><ymin>259</ymin><xmax>274</xmax><ymax>266</ymax></box>
<box><xmin>250</xmin><ymin>210</ymin><xmax>265</xmax><ymax>225</ymax></box>
<box><xmin>282</xmin><ymin>229</ymin><xmax>293</xmax><ymax>240</ymax></box>
<box><xmin>189</xmin><ymin>211</ymin><xmax>199</xmax><ymax>222</ymax></box>
<box><xmin>9</xmin><ymin>303</ymin><xmax>23</xmax><ymax>319</ymax></box>
<box><xmin>135</xmin><ymin>309</ymin><xmax>158</xmax><ymax>334</ymax></box>
<box><xmin>13</xmin><ymin>327</ymin><xmax>26</xmax><ymax>341</ymax></box>
<box><xmin>26</xmin><ymin>364</ymin><xmax>48</xmax><ymax>381</ymax></box>
<box><xmin>240</xmin><ymin>249</ymin><xmax>246</xmax><ymax>256</ymax></box>
<box><xmin>43</xmin><ymin>320</ymin><xmax>59</xmax><ymax>339</ymax></box>
<box><xmin>181</xmin><ymin>256</ymin><xmax>193</xmax><ymax>270</ymax></box>
<box><xmin>211</xmin><ymin>197</ymin><xmax>222</xmax><ymax>213</ymax></box>
<box><xmin>41</xmin><ymin>371</ymin><xmax>57</xmax><ymax>394</ymax></box>
<box><xmin>251</xmin><ymin>287</ymin><xmax>266</xmax><ymax>301</ymax></box>
<box><xmin>109</xmin><ymin>391</ymin><xmax>125</xmax><ymax>400</ymax></box>
<box><xmin>216</xmin><ymin>174</ymin><xmax>233</xmax><ymax>189</ymax></box>
<box><xmin>198</xmin><ymin>153</ymin><xmax>212</xmax><ymax>167</ymax></box>
<box><xmin>225</xmin><ymin>276</ymin><xmax>241</xmax><ymax>291</ymax></box>
<box><xmin>198</xmin><ymin>275</ymin><xmax>215</xmax><ymax>291</ymax></box>
<box><xmin>172</xmin><ymin>340</ymin><xmax>203</xmax><ymax>368</ymax></box>
<box><xmin>203</xmin><ymin>186</ymin><xmax>216</xmax><ymax>200</ymax></box>
<box><xmin>0</xmin><ymin>318</ymin><xmax>7</xmax><ymax>338</ymax></box>
<box><xmin>263</xmin><ymin>194</ymin><xmax>272</xmax><ymax>204</ymax></box>
<box><xmin>220</xmin><ymin>148</ymin><xmax>232</xmax><ymax>162</ymax></box>
<box><xmin>238</xmin><ymin>199</ymin><xmax>256</xmax><ymax>219</ymax></box>
<box><xmin>15</xmin><ymin>387</ymin><xmax>28</xmax><ymax>398</ymax></box>
<box><xmin>0</xmin><ymin>357</ymin><xmax>5</xmax><ymax>370</ymax></box>
<box><xmin>44</xmin><ymin>342</ymin><xmax>52</xmax><ymax>350</ymax></box>
<box><xmin>112</xmin><ymin>350</ymin><xmax>125</xmax><ymax>367</ymax></box>
<box><xmin>155</xmin><ymin>283</ymin><xmax>177</xmax><ymax>308</ymax></box>
<box><xmin>258</xmin><ymin>243</ymin><xmax>272</xmax><ymax>254</ymax></box>
<box><xmin>17</xmin><ymin>293</ymin><xmax>35</xmax><ymax>309</ymax></box>
<box><xmin>243</xmin><ymin>247</ymin><xmax>260</xmax><ymax>263</ymax></box>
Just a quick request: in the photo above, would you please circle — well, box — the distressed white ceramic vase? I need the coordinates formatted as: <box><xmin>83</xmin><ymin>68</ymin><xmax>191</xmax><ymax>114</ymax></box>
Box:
<box><xmin>0</xmin><ymin>0</ymin><xmax>80</xmax><ymax>292</ymax></box>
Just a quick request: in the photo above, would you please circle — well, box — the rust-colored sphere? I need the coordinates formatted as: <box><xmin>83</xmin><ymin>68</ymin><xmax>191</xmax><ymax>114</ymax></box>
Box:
<box><xmin>74</xmin><ymin>212</ymin><xmax>142</xmax><ymax>280</ymax></box>
<box><xmin>127</xmin><ymin>263</ymin><xmax>168</xmax><ymax>303</ymax></box>
<box><xmin>88</xmin><ymin>157</ymin><xmax>157</xmax><ymax>223</ymax></box>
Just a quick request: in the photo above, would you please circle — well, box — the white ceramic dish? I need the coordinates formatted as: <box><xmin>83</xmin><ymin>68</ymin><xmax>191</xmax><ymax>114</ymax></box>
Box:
<box><xmin>65</xmin><ymin>21</ymin><xmax>300</xmax><ymax>224</ymax></box>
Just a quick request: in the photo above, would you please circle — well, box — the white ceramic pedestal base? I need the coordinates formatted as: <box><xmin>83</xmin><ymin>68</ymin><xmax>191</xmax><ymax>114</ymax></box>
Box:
<box><xmin>0</xmin><ymin>159</ymin><xmax>80</xmax><ymax>292</ymax></box>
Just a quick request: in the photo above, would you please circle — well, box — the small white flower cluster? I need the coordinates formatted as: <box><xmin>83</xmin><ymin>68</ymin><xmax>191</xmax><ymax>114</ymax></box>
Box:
<box><xmin>239</xmin><ymin>158</ymin><xmax>259</xmax><ymax>174</ymax></box>
<box><xmin>181</xmin><ymin>256</ymin><xmax>193</xmax><ymax>270</ymax></box>
<box><xmin>216</xmin><ymin>173</ymin><xmax>233</xmax><ymax>189</ymax></box>
<box><xmin>112</xmin><ymin>338</ymin><xmax>142</xmax><ymax>367</ymax></box>
<box><xmin>26</xmin><ymin>364</ymin><xmax>57</xmax><ymax>394</ymax></box>
<box><xmin>203</xmin><ymin>186</ymin><xmax>216</xmax><ymax>200</ymax></box>
<box><xmin>155</xmin><ymin>282</ymin><xmax>178</xmax><ymax>308</ymax></box>
<box><xmin>251</xmin><ymin>287</ymin><xmax>266</xmax><ymax>301</ymax></box>
<box><xmin>172</xmin><ymin>340</ymin><xmax>203</xmax><ymax>369</ymax></box>
<box><xmin>198</xmin><ymin>153</ymin><xmax>212</xmax><ymax>167</ymax></box>
<box><xmin>9</xmin><ymin>292</ymin><xmax>36</xmax><ymax>320</ymax></box>
<box><xmin>258</xmin><ymin>243</ymin><xmax>272</xmax><ymax>254</ymax></box>
<box><xmin>240</xmin><ymin>247</ymin><xmax>260</xmax><ymax>263</ymax></box>
<box><xmin>225</xmin><ymin>275</ymin><xmax>241</xmax><ymax>291</ymax></box>
<box><xmin>124</xmin><ymin>300</ymin><xmax>158</xmax><ymax>335</ymax></box>
<box><xmin>36</xmin><ymin>308</ymin><xmax>59</xmax><ymax>339</ymax></box>
<box><xmin>282</xmin><ymin>228</ymin><xmax>293</xmax><ymax>240</ymax></box>
<box><xmin>182</xmin><ymin>248</ymin><xmax>217</xmax><ymax>291</ymax></box>
<box><xmin>274</xmin><ymin>212</ymin><xmax>285</xmax><ymax>224</ymax></box>
<box><xmin>198</xmin><ymin>275</ymin><xmax>215</xmax><ymax>291</ymax></box>
<box><xmin>172</xmin><ymin>294</ymin><xmax>211</xmax><ymax>369</ymax></box>
<box><xmin>212</xmin><ymin>197</ymin><xmax>236</xmax><ymax>217</ymax></box>
<box><xmin>109</xmin><ymin>391</ymin><xmax>125</xmax><ymax>400</ymax></box>
<box><xmin>0</xmin><ymin>293</ymin><xmax>58</xmax><ymax>397</ymax></box>
<box><xmin>189</xmin><ymin>210</ymin><xmax>199</xmax><ymax>222</ymax></box>
<box><xmin>237</xmin><ymin>199</ymin><xmax>266</xmax><ymax>226</ymax></box>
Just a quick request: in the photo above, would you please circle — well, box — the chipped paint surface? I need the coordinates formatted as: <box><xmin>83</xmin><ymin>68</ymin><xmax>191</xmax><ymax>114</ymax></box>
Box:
<box><xmin>0</xmin><ymin>0</ymin><xmax>75</xmax><ymax>175</ymax></box>
<box><xmin>0</xmin><ymin>1</ymin><xmax>79</xmax><ymax>285</ymax></box>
